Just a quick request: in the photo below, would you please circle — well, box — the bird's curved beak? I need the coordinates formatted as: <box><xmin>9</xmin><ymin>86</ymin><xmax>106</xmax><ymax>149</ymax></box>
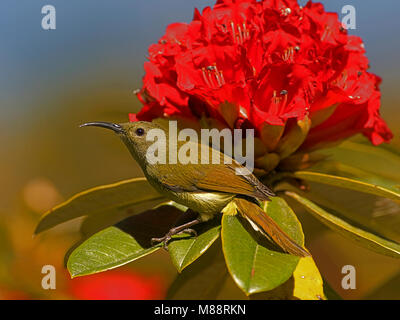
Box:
<box><xmin>79</xmin><ymin>121</ymin><xmax>124</xmax><ymax>134</ymax></box>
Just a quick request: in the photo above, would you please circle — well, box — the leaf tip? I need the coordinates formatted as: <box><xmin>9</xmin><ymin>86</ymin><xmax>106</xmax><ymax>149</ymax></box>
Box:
<box><xmin>68</xmin><ymin>270</ymin><xmax>76</xmax><ymax>279</ymax></box>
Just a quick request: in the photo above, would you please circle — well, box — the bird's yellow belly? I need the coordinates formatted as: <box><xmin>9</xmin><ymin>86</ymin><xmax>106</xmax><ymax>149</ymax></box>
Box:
<box><xmin>167</xmin><ymin>190</ymin><xmax>235</xmax><ymax>221</ymax></box>
<box><xmin>144</xmin><ymin>172</ymin><xmax>235</xmax><ymax>221</ymax></box>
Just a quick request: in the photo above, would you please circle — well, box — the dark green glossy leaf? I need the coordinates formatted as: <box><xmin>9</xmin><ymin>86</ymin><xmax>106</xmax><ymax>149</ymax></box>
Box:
<box><xmin>251</xmin><ymin>256</ymin><xmax>325</xmax><ymax>300</ymax></box>
<box><xmin>167</xmin><ymin>240</ymin><xmax>232</xmax><ymax>300</ymax></box>
<box><xmin>292</xmin><ymin>183</ymin><xmax>400</xmax><ymax>242</ymax></box>
<box><xmin>67</xmin><ymin>226</ymin><xmax>161</xmax><ymax>278</ymax></box>
<box><xmin>294</xmin><ymin>161</ymin><xmax>400</xmax><ymax>201</ymax></box>
<box><xmin>285</xmin><ymin>191</ymin><xmax>400</xmax><ymax>258</ymax></box>
<box><xmin>35</xmin><ymin>177</ymin><xmax>165</xmax><ymax>234</ymax></box>
<box><xmin>221</xmin><ymin>197</ymin><xmax>304</xmax><ymax>295</ymax></box>
<box><xmin>168</xmin><ymin>217</ymin><xmax>221</xmax><ymax>273</ymax></box>
<box><xmin>168</xmin><ymin>223</ymin><xmax>325</xmax><ymax>300</ymax></box>
<box><xmin>67</xmin><ymin>205</ymin><xmax>183</xmax><ymax>278</ymax></box>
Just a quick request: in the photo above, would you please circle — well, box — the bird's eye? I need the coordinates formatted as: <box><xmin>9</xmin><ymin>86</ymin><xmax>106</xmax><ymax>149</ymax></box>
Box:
<box><xmin>135</xmin><ymin>128</ymin><xmax>145</xmax><ymax>136</ymax></box>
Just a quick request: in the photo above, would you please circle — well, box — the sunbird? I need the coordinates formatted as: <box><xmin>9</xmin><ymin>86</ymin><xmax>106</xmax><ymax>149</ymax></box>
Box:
<box><xmin>81</xmin><ymin>121</ymin><xmax>309</xmax><ymax>257</ymax></box>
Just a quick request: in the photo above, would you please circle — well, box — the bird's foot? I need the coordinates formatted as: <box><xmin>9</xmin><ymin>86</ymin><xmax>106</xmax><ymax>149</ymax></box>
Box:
<box><xmin>151</xmin><ymin>234</ymin><xmax>172</xmax><ymax>250</ymax></box>
<box><xmin>177</xmin><ymin>228</ymin><xmax>198</xmax><ymax>237</ymax></box>
<box><xmin>151</xmin><ymin>219</ymin><xmax>201</xmax><ymax>250</ymax></box>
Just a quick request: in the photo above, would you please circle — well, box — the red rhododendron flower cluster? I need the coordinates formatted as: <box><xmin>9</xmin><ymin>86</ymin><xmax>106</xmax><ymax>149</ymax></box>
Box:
<box><xmin>131</xmin><ymin>0</ymin><xmax>392</xmax><ymax>153</ymax></box>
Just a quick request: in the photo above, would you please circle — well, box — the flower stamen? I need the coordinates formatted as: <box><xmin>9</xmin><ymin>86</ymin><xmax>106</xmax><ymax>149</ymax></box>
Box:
<box><xmin>280</xmin><ymin>90</ymin><xmax>288</xmax><ymax>110</ymax></box>
<box><xmin>219</xmin><ymin>70</ymin><xmax>226</xmax><ymax>86</ymax></box>
<box><xmin>271</xmin><ymin>90</ymin><xmax>289</xmax><ymax>112</ymax></box>
<box><xmin>333</xmin><ymin>70</ymin><xmax>348</xmax><ymax>90</ymax></box>
<box><xmin>282</xmin><ymin>47</ymin><xmax>295</xmax><ymax>62</ymax></box>
<box><xmin>237</xmin><ymin>25</ymin><xmax>244</xmax><ymax>44</ymax></box>
<box><xmin>243</xmin><ymin>23</ymin><xmax>249</xmax><ymax>40</ymax></box>
<box><xmin>231</xmin><ymin>21</ymin><xmax>250</xmax><ymax>44</ymax></box>
<box><xmin>207</xmin><ymin>66</ymin><xmax>217</xmax><ymax>88</ymax></box>
<box><xmin>202</xmin><ymin>65</ymin><xmax>225</xmax><ymax>89</ymax></box>
<box><xmin>321</xmin><ymin>25</ymin><xmax>332</xmax><ymax>41</ymax></box>
<box><xmin>214</xmin><ymin>66</ymin><xmax>223</xmax><ymax>87</ymax></box>
<box><xmin>231</xmin><ymin>21</ymin><xmax>236</xmax><ymax>43</ymax></box>
<box><xmin>202</xmin><ymin>67</ymin><xmax>213</xmax><ymax>88</ymax></box>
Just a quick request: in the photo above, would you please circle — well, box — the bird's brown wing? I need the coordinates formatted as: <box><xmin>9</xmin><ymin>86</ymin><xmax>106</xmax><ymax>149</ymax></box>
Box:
<box><xmin>153</xmin><ymin>161</ymin><xmax>274</xmax><ymax>201</ymax></box>
<box><xmin>194</xmin><ymin>163</ymin><xmax>274</xmax><ymax>200</ymax></box>
<box><xmin>149</xmin><ymin>140</ymin><xmax>274</xmax><ymax>200</ymax></box>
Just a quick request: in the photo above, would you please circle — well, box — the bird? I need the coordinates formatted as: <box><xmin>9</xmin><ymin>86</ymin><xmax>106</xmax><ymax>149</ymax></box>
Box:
<box><xmin>80</xmin><ymin>120</ymin><xmax>309</xmax><ymax>257</ymax></box>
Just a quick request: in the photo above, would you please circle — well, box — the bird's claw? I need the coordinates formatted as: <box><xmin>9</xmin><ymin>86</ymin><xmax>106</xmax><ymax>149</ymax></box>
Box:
<box><xmin>177</xmin><ymin>228</ymin><xmax>198</xmax><ymax>237</ymax></box>
<box><xmin>151</xmin><ymin>235</ymin><xmax>171</xmax><ymax>250</ymax></box>
<box><xmin>151</xmin><ymin>228</ymin><xmax>198</xmax><ymax>250</ymax></box>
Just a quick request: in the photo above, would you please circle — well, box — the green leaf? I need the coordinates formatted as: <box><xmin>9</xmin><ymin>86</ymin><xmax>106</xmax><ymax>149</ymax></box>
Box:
<box><xmin>294</xmin><ymin>161</ymin><xmax>400</xmax><ymax>201</ymax></box>
<box><xmin>221</xmin><ymin>197</ymin><xmax>304</xmax><ymax>295</ymax></box>
<box><xmin>250</xmin><ymin>256</ymin><xmax>326</xmax><ymax>300</ymax></box>
<box><xmin>67</xmin><ymin>205</ymin><xmax>183</xmax><ymax>278</ymax></box>
<box><xmin>168</xmin><ymin>233</ymin><xmax>325</xmax><ymax>300</ymax></box>
<box><xmin>167</xmin><ymin>239</ymin><xmax>232</xmax><ymax>300</ymax></box>
<box><xmin>67</xmin><ymin>226</ymin><xmax>161</xmax><ymax>278</ymax></box>
<box><xmin>285</xmin><ymin>191</ymin><xmax>400</xmax><ymax>258</ymax></box>
<box><xmin>168</xmin><ymin>217</ymin><xmax>221</xmax><ymax>273</ymax></box>
<box><xmin>35</xmin><ymin>177</ymin><xmax>165</xmax><ymax>234</ymax></box>
<box><xmin>321</xmin><ymin>140</ymin><xmax>400</xmax><ymax>183</ymax></box>
<box><xmin>291</xmin><ymin>183</ymin><xmax>400</xmax><ymax>242</ymax></box>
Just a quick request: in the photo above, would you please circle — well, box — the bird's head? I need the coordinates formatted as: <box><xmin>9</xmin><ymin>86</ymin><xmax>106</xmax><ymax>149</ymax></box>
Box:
<box><xmin>80</xmin><ymin>121</ymin><xmax>166</xmax><ymax>164</ymax></box>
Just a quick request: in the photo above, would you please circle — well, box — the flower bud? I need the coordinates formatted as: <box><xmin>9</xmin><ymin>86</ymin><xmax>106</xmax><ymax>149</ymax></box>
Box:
<box><xmin>260</xmin><ymin>123</ymin><xmax>285</xmax><ymax>152</ymax></box>
<box><xmin>310</xmin><ymin>103</ymin><xmax>338</xmax><ymax>128</ymax></box>
<box><xmin>218</xmin><ymin>102</ymin><xmax>239</xmax><ymax>128</ymax></box>
<box><xmin>255</xmin><ymin>152</ymin><xmax>280</xmax><ymax>172</ymax></box>
<box><xmin>275</xmin><ymin>116</ymin><xmax>311</xmax><ymax>159</ymax></box>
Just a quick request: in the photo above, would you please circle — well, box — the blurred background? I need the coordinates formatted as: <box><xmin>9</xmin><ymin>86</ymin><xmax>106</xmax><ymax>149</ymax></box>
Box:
<box><xmin>0</xmin><ymin>0</ymin><xmax>399</xmax><ymax>299</ymax></box>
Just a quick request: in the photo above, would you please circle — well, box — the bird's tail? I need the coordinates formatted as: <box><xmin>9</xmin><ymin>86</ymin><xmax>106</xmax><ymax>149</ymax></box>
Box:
<box><xmin>234</xmin><ymin>198</ymin><xmax>310</xmax><ymax>257</ymax></box>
